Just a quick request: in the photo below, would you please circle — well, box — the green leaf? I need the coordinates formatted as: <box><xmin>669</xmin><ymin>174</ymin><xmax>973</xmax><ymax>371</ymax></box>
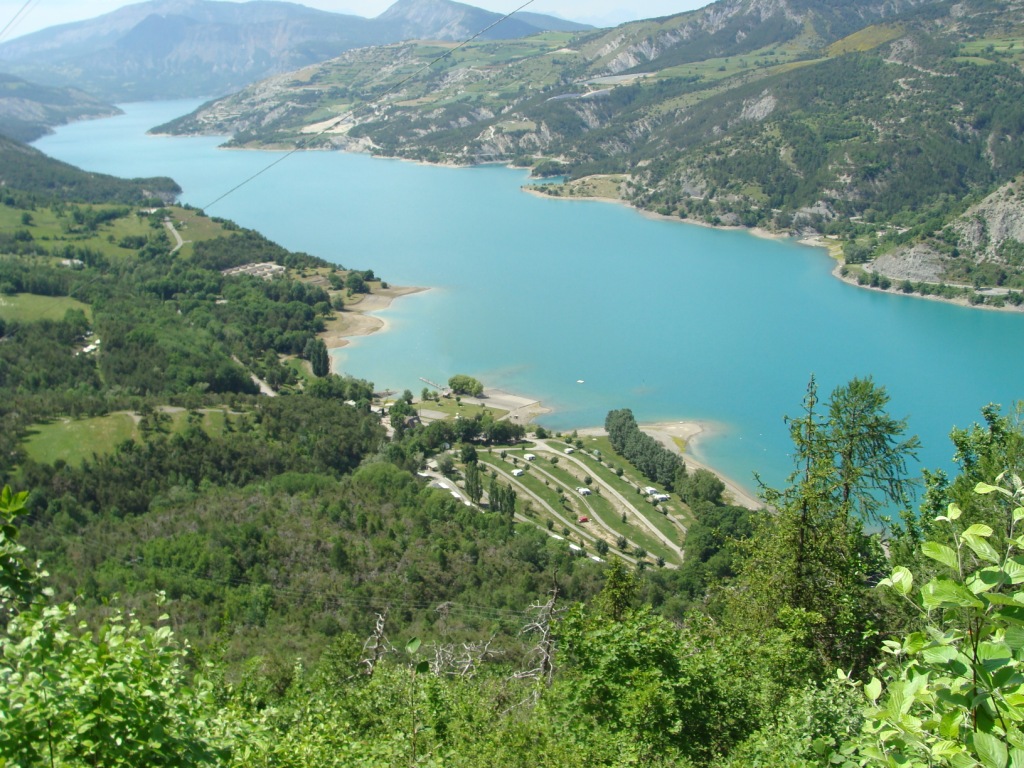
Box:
<box><xmin>406</xmin><ymin>637</ymin><xmax>421</xmax><ymax>655</ymax></box>
<box><xmin>953</xmin><ymin>752</ymin><xmax>983</xmax><ymax>768</ymax></box>
<box><xmin>1004</xmin><ymin>557</ymin><xmax>1024</xmax><ymax>585</ymax></box>
<box><xmin>903</xmin><ymin>632</ymin><xmax>929</xmax><ymax>654</ymax></box>
<box><xmin>964</xmin><ymin>534</ymin><xmax>1002</xmax><ymax>565</ymax></box>
<box><xmin>968</xmin><ymin>568</ymin><xmax>1006</xmax><ymax>594</ymax></box>
<box><xmin>977</xmin><ymin>640</ymin><xmax>1013</xmax><ymax>672</ymax></box>
<box><xmin>881</xmin><ymin>566</ymin><xmax>914</xmax><ymax>595</ymax></box>
<box><xmin>996</xmin><ymin>605</ymin><xmax>1024</xmax><ymax>626</ymax></box>
<box><xmin>974</xmin><ymin>732</ymin><xmax>1008</xmax><ymax>768</ymax></box>
<box><xmin>1005</xmin><ymin>626</ymin><xmax>1024</xmax><ymax>652</ymax></box>
<box><xmin>865</xmin><ymin>677</ymin><xmax>882</xmax><ymax>702</ymax></box>
<box><xmin>923</xmin><ymin>577</ymin><xmax>985</xmax><ymax>610</ymax></box>
<box><xmin>922</xmin><ymin>645</ymin><xmax>958</xmax><ymax>665</ymax></box>
<box><xmin>1014</xmin><ymin>507</ymin><xmax>1024</xmax><ymax>524</ymax></box>
<box><xmin>948</xmin><ymin>503</ymin><xmax>963</xmax><ymax>521</ymax></box>
<box><xmin>976</xmin><ymin>482</ymin><xmax>1009</xmax><ymax>497</ymax></box>
<box><xmin>415</xmin><ymin>660</ymin><xmax>430</xmax><ymax>675</ymax></box>
<box><xmin>987</xmin><ymin>593</ymin><xmax>1022</xmax><ymax>607</ymax></box>
<box><xmin>965</xmin><ymin>523</ymin><xmax>995</xmax><ymax>538</ymax></box>
<box><xmin>923</xmin><ymin>542</ymin><xmax>960</xmax><ymax>572</ymax></box>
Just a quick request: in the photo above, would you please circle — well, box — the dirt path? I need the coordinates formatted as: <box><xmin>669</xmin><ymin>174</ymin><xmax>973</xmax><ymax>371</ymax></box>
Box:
<box><xmin>164</xmin><ymin>218</ymin><xmax>188</xmax><ymax>254</ymax></box>
<box><xmin>232</xmin><ymin>355</ymin><xmax>276</xmax><ymax>397</ymax></box>
<box><xmin>461</xmin><ymin>388</ymin><xmax>551</xmax><ymax>424</ymax></box>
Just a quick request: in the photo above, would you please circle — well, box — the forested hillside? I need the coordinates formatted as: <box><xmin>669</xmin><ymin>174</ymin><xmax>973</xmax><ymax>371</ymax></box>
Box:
<box><xmin>0</xmin><ymin>133</ymin><xmax>179</xmax><ymax>204</ymax></box>
<box><xmin>0</xmin><ymin>73</ymin><xmax>120</xmax><ymax>142</ymax></box>
<box><xmin>5</xmin><ymin>381</ymin><xmax>1024</xmax><ymax>765</ymax></box>
<box><xmin>163</xmin><ymin>0</ymin><xmax>1024</xmax><ymax>299</ymax></box>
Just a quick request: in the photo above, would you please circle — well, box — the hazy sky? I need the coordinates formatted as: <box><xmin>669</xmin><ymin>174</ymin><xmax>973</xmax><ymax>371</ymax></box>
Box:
<box><xmin>0</xmin><ymin>0</ymin><xmax>710</xmax><ymax>41</ymax></box>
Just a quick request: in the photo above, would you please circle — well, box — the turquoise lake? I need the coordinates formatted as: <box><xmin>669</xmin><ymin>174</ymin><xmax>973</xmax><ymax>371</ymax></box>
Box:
<box><xmin>35</xmin><ymin>100</ymin><xmax>1024</xmax><ymax>493</ymax></box>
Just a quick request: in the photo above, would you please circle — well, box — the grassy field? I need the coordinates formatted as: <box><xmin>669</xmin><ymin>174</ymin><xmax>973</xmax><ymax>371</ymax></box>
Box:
<box><xmin>24</xmin><ymin>413</ymin><xmax>139</xmax><ymax>466</ymax></box>
<box><xmin>531</xmin><ymin>455</ymin><xmax>681</xmax><ymax>563</ymax></box>
<box><xmin>827</xmin><ymin>24</ymin><xmax>904</xmax><ymax>56</ymax></box>
<box><xmin>284</xmin><ymin>357</ymin><xmax>314</xmax><ymax>387</ymax></box>
<box><xmin>960</xmin><ymin>37</ymin><xmax>1024</xmax><ymax>61</ymax></box>
<box><xmin>169</xmin><ymin>208</ymin><xmax>234</xmax><ymax>259</ymax></box>
<box><xmin>0</xmin><ymin>293</ymin><xmax>92</xmax><ymax>322</ymax></box>
<box><xmin>416</xmin><ymin>398</ymin><xmax>508</xmax><ymax>421</ymax></box>
<box><xmin>23</xmin><ymin>408</ymin><xmax>243</xmax><ymax>466</ymax></box>
<box><xmin>0</xmin><ymin>204</ymin><xmax>236</xmax><ymax>264</ymax></box>
<box><xmin>573</xmin><ymin>434</ymin><xmax>695</xmax><ymax>528</ymax></box>
<box><xmin>548</xmin><ymin>175</ymin><xmax>627</xmax><ymax>200</ymax></box>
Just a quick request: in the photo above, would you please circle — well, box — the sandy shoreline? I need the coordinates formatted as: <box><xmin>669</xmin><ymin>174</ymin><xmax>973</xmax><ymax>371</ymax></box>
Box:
<box><xmin>640</xmin><ymin>421</ymin><xmax>762</xmax><ymax>510</ymax></box>
<box><xmin>320</xmin><ymin>284</ymin><xmax>428</xmax><ymax>350</ymax></box>
<box><xmin>577</xmin><ymin>422</ymin><xmax>761</xmax><ymax>510</ymax></box>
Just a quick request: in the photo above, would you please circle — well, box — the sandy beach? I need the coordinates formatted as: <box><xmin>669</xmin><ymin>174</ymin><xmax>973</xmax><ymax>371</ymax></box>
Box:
<box><xmin>319</xmin><ymin>284</ymin><xmax>427</xmax><ymax>350</ymax></box>
<box><xmin>577</xmin><ymin>422</ymin><xmax>761</xmax><ymax>510</ymax></box>
<box><xmin>640</xmin><ymin>421</ymin><xmax>762</xmax><ymax>510</ymax></box>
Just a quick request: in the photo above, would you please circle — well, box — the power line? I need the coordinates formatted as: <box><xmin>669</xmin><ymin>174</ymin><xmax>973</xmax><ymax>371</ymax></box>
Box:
<box><xmin>0</xmin><ymin>0</ymin><xmax>37</xmax><ymax>43</ymax></box>
<box><xmin>202</xmin><ymin>0</ymin><xmax>537</xmax><ymax>211</ymax></box>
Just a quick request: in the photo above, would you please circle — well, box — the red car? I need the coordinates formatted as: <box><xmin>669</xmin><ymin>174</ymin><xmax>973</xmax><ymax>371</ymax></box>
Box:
<box><xmin>578</xmin><ymin>516</ymin><xmax>589</xmax><ymax>523</ymax></box>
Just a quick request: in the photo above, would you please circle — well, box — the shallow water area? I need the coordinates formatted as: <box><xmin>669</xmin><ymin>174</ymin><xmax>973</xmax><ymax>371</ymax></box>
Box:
<box><xmin>35</xmin><ymin>100</ymin><xmax>1024</xmax><ymax>492</ymax></box>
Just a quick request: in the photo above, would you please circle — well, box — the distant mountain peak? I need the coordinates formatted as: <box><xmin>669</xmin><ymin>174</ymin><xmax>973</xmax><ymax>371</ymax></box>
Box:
<box><xmin>377</xmin><ymin>0</ymin><xmax>588</xmax><ymax>42</ymax></box>
<box><xmin>0</xmin><ymin>0</ymin><xmax>591</xmax><ymax>102</ymax></box>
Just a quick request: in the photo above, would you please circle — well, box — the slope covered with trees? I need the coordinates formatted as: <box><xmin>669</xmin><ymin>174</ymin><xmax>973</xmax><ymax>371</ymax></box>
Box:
<box><xmin>6</xmin><ymin>391</ymin><xmax>1024</xmax><ymax>766</ymax></box>
<box><xmin>0</xmin><ymin>133</ymin><xmax>179</xmax><ymax>204</ymax></box>
<box><xmin>0</xmin><ymin>73</ymin><xmax>121</xmax><ymax>142</ymax></box>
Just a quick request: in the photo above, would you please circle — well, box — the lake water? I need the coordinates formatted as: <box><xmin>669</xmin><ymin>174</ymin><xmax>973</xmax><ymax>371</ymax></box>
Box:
<box><xmin>35</xmin><ymin>100</ymin><xmax>1024</xmax><ymax>493</ymax></box>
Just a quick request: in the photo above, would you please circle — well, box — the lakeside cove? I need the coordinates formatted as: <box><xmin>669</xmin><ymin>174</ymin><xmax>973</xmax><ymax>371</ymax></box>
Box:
<box><xmin>34</xmin><ymin>99</ymin><xmax>1024</xmax><ymax>491</ymax></box>
<box><xmin>318</xmin><ymin>283</ymin><xmax>766</xmax><ymax>510</ymax></box>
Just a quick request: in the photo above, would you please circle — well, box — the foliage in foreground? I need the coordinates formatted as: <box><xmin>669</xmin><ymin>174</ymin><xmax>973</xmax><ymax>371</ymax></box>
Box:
<box><xmin>4</xmin><ymin>364</ymin><xmax>1024</xmax><ymax>767</ymax></box>
<box><xmin>840</xmin><ymin>474</ymin><xmax>1024</xmax><ymax>768</ymax></box>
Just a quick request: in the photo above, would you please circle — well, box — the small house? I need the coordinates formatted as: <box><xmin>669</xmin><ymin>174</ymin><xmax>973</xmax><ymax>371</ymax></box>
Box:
<box><xmin>511</xmin><ymin>469</ymin><xmax>525</xmax><ymax>477</ymax></box>
<box><xmin>524</xmin><ymin>453</ymin><xmax>536</xmax><ymax>461</ymax></box>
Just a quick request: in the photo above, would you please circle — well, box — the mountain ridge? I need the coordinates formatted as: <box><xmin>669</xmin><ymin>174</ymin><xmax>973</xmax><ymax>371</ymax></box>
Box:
<box><xmin>0</xmin><ymin>0</ymin><xmax>592</xmax><ymax>102</ymax></box>
<box><xmin>0</xmin><ymin>73</ymin><xmax>122</xmax><ymax>143</ymax></box>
